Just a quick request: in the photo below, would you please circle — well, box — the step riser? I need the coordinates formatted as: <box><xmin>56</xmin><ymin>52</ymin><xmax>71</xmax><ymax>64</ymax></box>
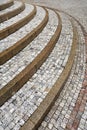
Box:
<box><xmin>20</xmin><ymin>16</ymin><xmax>78</xmax><ymax>130</ymax></box>
<box><xmin>0</xmin><ymin>8</ymin><xmax>48</xmax><ymax>65</ymax></box>
<box><xmin>0</xmin><ymin>2</ymin><xmax>25</xmax><ymax>23</ymax></box>
<box><xmin>0</xmin><ymin>10</ymin><xmax>62</xmax><ymax>107</ymax></box>
<box><xmin>0</xmin><ymin>5</ymin><xmax>36</xmax><ymax>40</ymax></box>
<box><xmin>0</xmin><ymin>0</ymin><xmax>14</xmax><ymax>10</ymax></box>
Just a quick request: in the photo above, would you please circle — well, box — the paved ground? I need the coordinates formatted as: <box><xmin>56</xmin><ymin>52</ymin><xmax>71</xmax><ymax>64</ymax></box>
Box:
<box><xmin>24</xmin><ymin>0</ymin><xmax>87</xmax><ymax>31</ymax></box>
<box><xmin>0</xmin><ymin>0</ymin><xmax>87</xmax><ymax>130</ymax></box>
<box><xmin>23</xmin><ymin>0</ymin><xmax>87</xmax><ymax>130</ymax></box>
<box><xmin>38</xmin><ymin>20</ymin><xmax>86</xmax><ymax>130</ymax></box>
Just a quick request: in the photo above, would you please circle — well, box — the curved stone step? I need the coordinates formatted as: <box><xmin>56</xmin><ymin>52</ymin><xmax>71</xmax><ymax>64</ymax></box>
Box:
<box><xmin>38</xmin><ymin>16</ymin><xmax>86</xmax><ymax>130</ymax></box>
<box><xmin>0</xmin><ymin>11</ymin><xmax>76</xmax><ymax>130</ymax></box>
<box><xmin>0</xmin><ymin>6</ymin><xmax>48</xmax><ymax>65</ymax></box>
<box><xmin>19</xmin><ymin>12</ymin><xmax>77</xmax><ymax>130</ymax></box>
<box><xmin>0</xmin><ymin>6</ymin><xmax>48</xmax><ymax>89</ymax></box>
<box><xmin>0</xmin><ymin>4</ymin><xmax>36</xmax><ymax>40</ymax></box>
<box><xmin>0</xmin><ymin>1</ymin><xmax>25</xmax><ymax>23</ymax></box>
<box><xmin>0</xmin><ymin>0</ymin><xmax>14</xmax><ymax>10</ymax></box>
<box><xmin>0</xmin><ymin>9</ymin><xmax>61</xmax><ymax>106</ymax></box>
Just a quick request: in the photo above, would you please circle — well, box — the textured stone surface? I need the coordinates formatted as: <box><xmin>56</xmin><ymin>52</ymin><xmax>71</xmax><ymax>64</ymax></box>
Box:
<box><xmin>38</xmin><ymin>15</ymin><xmax>86</xmax><ymax>130</ymax></box>
<box><xmin>0</xmin><ymin>1</ymin><xmax>22</xmax><ymax>15</ymax></box>
<box><xmin>0</xmin><ymin>0</ymin><xmax>87</xmax><ymax>129</ymax></box>
<box><xmin>0</xmin><ymin>10</ymin><xmax>73</xmax><ymax>130</ymax></box>
<box><xmin>0</xmin><ymin>8</ymin><xmax>57</xmax><ymax>90</ymax></box>
<box><xmin>0</xmin><ymin>6</ymin><xmax>45</xmax><ymax>52</ymax></box>
<box><xmin>0</xmin><ymin>4</ymin><xmax>34</xmax><ymax>30</ymax></box>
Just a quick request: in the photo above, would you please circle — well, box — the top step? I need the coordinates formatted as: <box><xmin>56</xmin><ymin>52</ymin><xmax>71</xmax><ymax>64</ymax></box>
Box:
<box><xmin>0</xmin><ymin>1</ymin><xmax>25</xmax><ymax>23</ymax></box>
<box><xmin>0</xmin><ymin>0</ymin><xmax>14</xmax><ymax>10</ymax></box>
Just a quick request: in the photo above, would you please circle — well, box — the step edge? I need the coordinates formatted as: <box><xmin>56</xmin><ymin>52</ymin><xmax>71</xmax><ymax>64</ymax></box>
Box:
<box><xmin>0</xmin><ymin>8</ymin><xmax>62</xmax><ymax>107</ymax></box>
<box><xmin>20</xmin><ymin>12</ymin><xmax>78</xmax><ymax>130</ymax></box>
<box><xmin>0</xmin><ymin>6</ymin><xmax>48</xmax><ymax>65</ymax></box>
<box><xmin>0</xmin><ymin>0</ymin><xmax>14</xmax><ymax>10</ymax></box>
<box><xmin>0</xmin><ymin>1</ymin><xmax>25</xmax><ymax>23</ymax></box>
<box><xmin>0</xmin><ymin>5</ymin><xmax>36</xmax><ymax>40</ymax></box>
<box><xmin>0</xmin><ymin>7</ymin><xmax>49</xmax><ymax>106</ymax></box>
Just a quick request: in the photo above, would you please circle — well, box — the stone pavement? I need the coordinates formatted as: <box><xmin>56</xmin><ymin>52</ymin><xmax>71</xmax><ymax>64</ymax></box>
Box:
<box><xmin>0</xmin><ymin>0</ymin><xmax>87</xmax><ymax>130</ymax></box>
<box><xmin>38</xmin><ymin>20</ymin><xmax>86</xmax><ymax>130</ymax></box>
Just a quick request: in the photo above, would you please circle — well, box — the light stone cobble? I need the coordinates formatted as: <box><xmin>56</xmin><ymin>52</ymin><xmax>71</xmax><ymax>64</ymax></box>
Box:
<box><xmin>0</xmin><ymin>1</ymin><xmax>22</xmax><ymax>15</ymax></box>
<box><xmin>38</xmin><ymin>17</ymin><xmax>86</xmax><ymax>130</ymax></box>
<box><xmin>77</xmin><ymin>88</ymin><xmax>87</xmax><ymax>130</ymax></box>
<box><xmin>0</xmin><ymin>12</ymin><xmax>73</xmax><ymax>130</ymax></box>
<box><xmin>67</xmin><ymin>7</ymin><xmax>87</xmax><ymax>32</ymax></box>
<box><xmin>0</xmin><ymin>4</ymin><xmax>34</xmax><ymax>30</ymax></box>
<box><xmin>0</xmin><ymin>6</ymin><xmax>45</xmax><ymax>52</ymax></box>
<box><xmin>0</xmin><ymin>8</ymin><xmax>58</xmax><ymax>90</ymax></box>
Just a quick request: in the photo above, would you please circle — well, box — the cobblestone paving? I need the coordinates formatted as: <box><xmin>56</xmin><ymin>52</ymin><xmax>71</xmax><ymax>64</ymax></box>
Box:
<box><xmin>77</xmin><ymin>102</ymin><xmax>87</xmax><ymax>130</ymax></box>
<box><xmin>0</xmin><ymin>4</ymin><xmax>34</xmax><ymax>30</ymax></box>
<box><xmin>38</xmin><ymin>16</ymin><xmax>86</xmax><ymax>130</ymax></box>
<box><xmin>0</xmin><ymin>9</ymin><xmax>58</xmax><ymax>89</ymax></box>
<box><xmin>0</xmin><ymin>12</ymin><xmax>73</xmax><ymax>130</ymax></box>
<box><xmin>67</xmin><ymin>7</ymin><xmax>87</xmax><ymax>32</ymax></box>
<box><xmin>0</xmin><ymin>1</ymin><xmax>22</xmax><ymax>15</ymax></box>
<box><xmin>0</xmin><ymin>6</ymin><xmax>45</xmax><ymax>52</ymax></box>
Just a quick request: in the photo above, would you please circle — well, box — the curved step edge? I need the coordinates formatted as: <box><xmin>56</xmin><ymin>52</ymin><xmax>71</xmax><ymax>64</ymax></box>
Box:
<box><xmin>0</xmin><ymin>0</ymin><xmax>14</xmax><ymax>10</ymax></box>
<box><xmin>0</xmin><ymin>2</ymin><xmax>25</xmax><ymax>23</ymax></box>
<box><xmin>20</xmin><ymin>15</ymin><xmax>78</xmax><ymax>130</ymax></box>
<box><xmin>0</xmin><ymin>7</ymin><xmax>48</xmax><ymax>65</ymax></box>
<box><xmin>0</xmin><ymin>9</ymin><xmax>62</xmax><ymax>107</ymax></box>
<box><xmin>0</xmin><ymin>5</ymin><xmax>36</xmax><ymax>40</ymax></box>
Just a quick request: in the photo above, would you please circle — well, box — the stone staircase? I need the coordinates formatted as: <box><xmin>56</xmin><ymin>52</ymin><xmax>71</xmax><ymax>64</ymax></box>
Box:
<box><xmin>0</xmin><ymin>1</ymin><xmax>86</xmax><ymax>130</ymax></box>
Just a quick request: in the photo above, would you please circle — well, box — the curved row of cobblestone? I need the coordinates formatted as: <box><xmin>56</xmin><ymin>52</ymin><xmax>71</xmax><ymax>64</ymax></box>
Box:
<box><xmin>38</xmin><ymin>14</ymin><xmax>86</xmax><ymax>130</ymax></box>
<box><xmin>0</xmin><ymin>6</ymin><xmax>45</xmax><ymax>53</ymax></box>
<box><xmin>0</xmin><ymin>0</ymin><xmax>13</xmax><ymax>11</ymax></box>
<box><xmin>0</xmin><ymin>11</ymin><xmax>73</xmax><ymax>130</ymax></box>
<box><xmin>0</xmin><ymin>1</ymin><xmax>22</xmax><ymax>15</ymax></box>
<box><xmin>0</xmin><ymin>4</ymin><xmax>34</xmax><ymax>30</ymax></box>
<box><xmin>0</xmin><ymin>0</ymin><xmax>86</xmax><ymax>130</ymax></box>
<box><xmin>0</xmin><ymin>9</ymin><xmax>58</xmax><ymax>90</ymax></box>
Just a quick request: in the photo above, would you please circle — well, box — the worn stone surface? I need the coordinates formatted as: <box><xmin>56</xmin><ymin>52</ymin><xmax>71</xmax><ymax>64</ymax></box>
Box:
<box><xmin>0</xmin><ymin>9</ymin><xmax>73</xmax><ymax>130</ymax></box>
<box><xmin>0</xmin><ymin>0</ymin><xmax>87</xmax><ymax>130</ymax></box>
<box><xmin>0</xmin><ymin>1</ymin><xmax>22</xmax><ymax>15</ymax></box>
<box><xmin>0</xmin><ymin>4</ymin><xmax>34</xmax><ymax>30</ymax></box>
<box><xmin>38</xmin><ymin>15</ymin><xmax>86</xmax><ymax>130</ymax></box>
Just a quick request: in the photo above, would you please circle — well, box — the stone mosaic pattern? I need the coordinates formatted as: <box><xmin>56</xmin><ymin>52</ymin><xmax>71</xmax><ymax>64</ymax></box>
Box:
<box><xmin>0</xmin><ymin>6</ymin><xmax>45</xmax><ymax>52</ymax></box>
<box><xmin>77</xmin><ymin>102</ymin><xmax>87</xmax><ymax>130</ymax></box>
<box><xmin>38</xmin><ymin>17</ymin><xmax>86</xmax><ymax>130</ymax></box>
<box><xmin>0</xmin><ymin>0</ymin><xmax>87</xmax><ymax>129</ymax></box>
<box><xmin>0</xmin><ymin>1</ymin><xmax>22</xmax><ymax>15</ymax></box>
<box><xmin>0</xmin><ymin>12</ymin><xmax>73</xmax><ymax>130</ymax></box>
<box><xmin>67</xmin><ymin>8</ymin><xmax>87</xmax><ymax>32</ymax></box>
<box><xmin>0</xmin><ymin>4</ymin><xmax>34</xmax><ymax>30</ymax></box>
<box><xmin>0</xmin><ymin>9</ymin><xmax>58</xmax><ymax>89</ymax></box>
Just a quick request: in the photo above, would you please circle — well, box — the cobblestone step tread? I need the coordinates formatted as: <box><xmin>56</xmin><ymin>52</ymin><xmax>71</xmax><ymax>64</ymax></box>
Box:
<box><xmin>0</xmin><ymin>8</ymin><xmax>61</xmax><ymax>106</ymax></box>
<box><xmin>0</xmin><ymin>6</ymin><xmax>48</xmax><ymax>65</ymax></box>
<box><xmin>0</xmin><ymin>4</ymin><xmax>36</xmax><ymax>40</ymax></box>
<box><xmin>38</xmin><ymin>13</ymin><xmax>86</xmax><ymax>130</ymax></box>
<box><xmin>0</xmin><ymin>9</ymin><xmax>62</xmax><ymax>130</ymax></box>
<box><xmin>0</xmin><ymin>1</ymin><xmax>25</xmax><ymax>23</ymax></box>
<box><xmin>0</xmin><ymin>7</ymin><xmax>48</xmax><ymax>89</ymax></box>
<box><xmin>0</xmin><ymin>0</ymin><xmax>14</xmax><ymax>10</ymax></box>
<box><xmin>0</xmin><ymin>10</ymin><xmax>76</xmax><ymax>130</ymax></box>
<box><xmin>20</xmin><ymin>13</ymin><xmax>78</xmax><ymax>130</ymax></box>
